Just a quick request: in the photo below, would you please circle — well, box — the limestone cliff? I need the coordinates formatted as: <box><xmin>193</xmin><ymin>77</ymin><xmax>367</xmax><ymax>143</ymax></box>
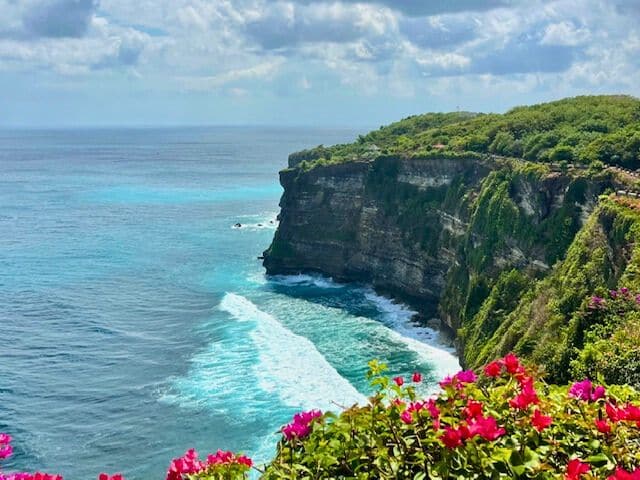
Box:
<box><xmin>264</xmin><ymin>155</ymin><xmax>609</xmax><ymax>337</ymax></box>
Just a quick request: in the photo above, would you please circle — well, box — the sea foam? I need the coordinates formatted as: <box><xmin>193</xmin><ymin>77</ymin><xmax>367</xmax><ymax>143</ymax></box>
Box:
<box><xmin>219</xmin><ymin>293</ymin><xmax>366</xmax><ymax>411</ymax></box>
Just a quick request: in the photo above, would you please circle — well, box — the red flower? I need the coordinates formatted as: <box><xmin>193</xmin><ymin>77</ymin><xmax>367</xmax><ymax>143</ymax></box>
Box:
<box><xmin>503</xmin><ymin>353</ymin><xmax>521</xmax><ymax>374</ymax></box>
<box><xmin>624</xmin><ymin>404</ymin><xmax>640</xmax><ymax>422</ymax></box>
<box><xmin>412</xmin><ymin>372</ymin><xmax>422</xmax><ymax>383</ymax></box>
<box><xmin>566</xmin><ymin>459</ymin><xmax>590</xmax><ymax>480</ymax></box>
<box><xmin>463</xmin><ymin>400</ymin><xmax>484</xmax><ymax>420</ymax></box>
<box><xmin>607</xmin><ymin>402</ymin><xmax>624</xmax><ymax>422</ymax></box>
<box><xmin>393</xmin><ymin>376</ymin><xmax>404</xmax><ymax>387</ymax></box>
<box><xmin>608</xmin><ymin>467</ymin><xmax>640</xmax><ymax>480</ymax></box>
<box><xmin>98</xmin><ymin>475</ymin><xmax>124</xmax><ymax>480</ymax></box>
<box><xmin>595</xmin><ymin>419</ymin><xmax>612</xmax><ymax>434</ymax></box>
<box><xmin>236</xmin><ymin>455</ymin><xmax>253</xmax><ymax>468</ymax></box>
<box><xmin>531</xmin><ymin>409</ymin><xmax>552</xmax><ymax>432</ymax></box>
<box><xmin>484</xmin><ymin>361</ymin><xmax>502</xmax><ymax>377</ymax></box>
<box><xmin>440</xmin><ymin>426</ymin><xmax>463</xmax><ymax>449</ymax></box>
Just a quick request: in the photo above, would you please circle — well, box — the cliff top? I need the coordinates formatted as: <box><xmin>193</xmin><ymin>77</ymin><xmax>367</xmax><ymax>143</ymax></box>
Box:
<box><xmin>289</xmin><ymin>95</ymin><xmax>640</xmax><ymax>171</ymax></box>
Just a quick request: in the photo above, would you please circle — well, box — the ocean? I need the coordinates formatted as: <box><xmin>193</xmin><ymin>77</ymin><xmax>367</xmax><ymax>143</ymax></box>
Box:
<box><xmin>0</xmin><ymin>127</ymin><xmax>459</xmax><ymax>479</ymax></box>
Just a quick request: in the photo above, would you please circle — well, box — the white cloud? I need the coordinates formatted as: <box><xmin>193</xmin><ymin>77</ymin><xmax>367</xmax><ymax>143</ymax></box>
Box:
<box><xmin>541</xmin><ymin>21</ymin><xmax>590</xmax><ymax>46</ymax></box>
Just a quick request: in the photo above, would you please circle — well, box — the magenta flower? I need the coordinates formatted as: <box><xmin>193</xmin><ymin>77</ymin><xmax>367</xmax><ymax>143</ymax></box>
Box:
<box><xmin>455</xmin><ymin>370</ymin><xmax>478</xmax><ymax>384</ymax></box>
<box><xmin>400</xmin><ymin>410</ymin><xmax>413</xmax><ymax>424</ymax></box>
<box><xmin>569</xmin><ymin>379</ymin><xmax>592</xmax><ymax>400</ymax></box>
<box><xmin>569</xmin><ymin>379</ymin><xmax>606</xmax><ymax>402</ymax></box>
<box><xmin>282</xmin><ymin>409</ymin><xmax>323</xmax><ymax>441</ymax></box>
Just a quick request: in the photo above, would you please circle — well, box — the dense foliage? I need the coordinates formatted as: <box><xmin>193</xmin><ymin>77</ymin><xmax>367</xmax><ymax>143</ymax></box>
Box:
<box><xmin>289</xmin><ymin>96</ymin><xmax>640</xmax><ymax>169</ymax></box>
<box><xmin>464</xmin><ymin>198</ymin><xmax>640</xmax><ymax>386</ymax></box>
<box><xmin>264</xmin><ymin>355</ymin><xmax>640</xmax><ymax>479</ymax></box>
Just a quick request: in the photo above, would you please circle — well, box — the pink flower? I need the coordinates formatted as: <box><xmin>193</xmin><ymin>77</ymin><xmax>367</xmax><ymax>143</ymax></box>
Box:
<box><xmin>466</xmin><ymin>416</ymin><xmax>506</xmax><ymax>441</ymax></box>
<box><xmin>455</xmin><ymin>370</ymin><xmax>477</xmax><ymax>384</ymax></box>
<box><xmin>438</xmin><ymin>375</ymin><xmax>453</xmax><ymax>389</ymax></box>
<box><xmin>531</xmin><ymin>409</ymin><xmax>552</xmax><ymax>432</ymax></box>
<box><xmin>282</xmin><ymin>409</ymin><xmax>323</xmax><ymax>441</ymax></box>
<box><xmin>400</xmin><ymin>410</ymin><xmax>413</xmax><ymax>424</ymax></box>
<box><xmin>569</xmin><ymin>379</ymin><xmax>592</xmax><ymax>401</ymax></box>
<box><xmin>393</xmin><ymin>376</ymin><xmax>404</xmax><ymax>387</ymax></box>
<box><xmin>412</xmin><ymin>372</ymin><xmax>422</xmax><ymax>383</ymax></box>
<box><xmin>206</xmin><ymin>450</ymin><xmax>252</xmax><ymax>468</ymax></box>
<box><xmin>282</xmin><ymin>422</ymin><xmax>311</xmax><ymax>440</ymax></box>
<box><xmin>98</xmin><ymin>475</ymin><xmax>124</xmax><ymax>480</ymax></box>
<box><xmin>566</xmin><ymin>459</ymin><xmax>591</xmax><ymax>480</ymax></box>
<box><xmin>589</xmin><ymin>296</ymin><xmax>605</xmax><ymax>309</ymax></box>
<box><xmin>236</xmin><ymin>455</ymin><xmax>253</xmax><ymax>468</ymax></box>
<box><xmin>593</xmin><ymin>385</ymin><xmax>606</xmax><ymax>400</ymax></box>
<box><xmin>509</xmin><ymin>378</ymin><xmax>539</xmax><ymax>410</ymax></box>
<box><xmin>484</xmin><ymin>361</ymin><xmax>502</xmax><ymax>377</ymax></box>
<box><xmin>425</xmin><ymin>399</ymin><xmax>440</xmax><ymax>419</ymax></box>
<box><xmin>166</xmin><ymin>449</ymin><xmax>205</xmax><ymax>480</ymax></box>
<box><xmin>293</xmin><ymin>409</ymin><xmax>322</xmax><ymax>425</ymax></box>
<box><xmin>0</xmin><ymin>444</ymin><xmax>13</xmax><ymax>460</ymax></box>
<box><xmin>569</xmin><ymin>379</ymin><xmax>606</xmax><ymax>402</ymax></box>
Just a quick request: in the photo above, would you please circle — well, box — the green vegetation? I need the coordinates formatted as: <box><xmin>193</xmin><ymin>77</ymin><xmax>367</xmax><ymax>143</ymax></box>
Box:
<box><xmin>462</xmin><ymin>198</ymin><xmax>640</xmax><ymax>387</ymax></box>
<box><xmin>264</xmin><ymin>356</ymin><xmax>640</xmax><ymax>479</ymax></box>
<box><xmin>289</xmin><ymin>95</ymin><xmax>640</xmax><ymax>169</ymax></box>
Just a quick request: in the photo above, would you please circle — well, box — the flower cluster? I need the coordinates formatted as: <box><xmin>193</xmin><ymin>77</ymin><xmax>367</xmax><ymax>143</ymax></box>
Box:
<box><xmin>281</xmin><ymin>410</ymin><xmax>322</xmax><ymax>441</ymax></box>
<box><xmin>264</xmin><ymin>354</ymin><xmax>640</xmax><ymax>479</ymax></box>
<box><xmin>98</xmin><ymin>475</ymin><xmax>123</xmax><ymax>480</ymax></box>
<box><xmin>166</xmin><ymin>449</ymin><xmax>252</xmax><ymax>480</ymax></box>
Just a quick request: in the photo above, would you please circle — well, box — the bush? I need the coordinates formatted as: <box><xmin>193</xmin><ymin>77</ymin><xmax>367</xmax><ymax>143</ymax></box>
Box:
<box><xmin>264</xmin><ymin>355</ymin><xmax>640</xmax><ymax>479</ymax></box>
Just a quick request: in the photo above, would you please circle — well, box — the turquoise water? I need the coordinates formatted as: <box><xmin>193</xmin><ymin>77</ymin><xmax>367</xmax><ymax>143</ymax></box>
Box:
<box><xmin>0</xmin><ymin>128</ymin><xmax>459</xmax><ymax>479</ymax></box>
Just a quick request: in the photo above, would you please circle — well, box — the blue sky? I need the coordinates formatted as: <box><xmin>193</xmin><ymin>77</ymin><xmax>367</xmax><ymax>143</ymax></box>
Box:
<box><xmin>0</xmin><ymin>0</ymin><xmax>638</xmax><ymax>127</ymax></box>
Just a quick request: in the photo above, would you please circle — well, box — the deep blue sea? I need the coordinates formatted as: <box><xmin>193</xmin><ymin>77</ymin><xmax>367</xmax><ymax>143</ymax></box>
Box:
<box><xmin>0</xmin><ymin>127</ymin><xmax>459</xmax><ymax>479</ymax></box>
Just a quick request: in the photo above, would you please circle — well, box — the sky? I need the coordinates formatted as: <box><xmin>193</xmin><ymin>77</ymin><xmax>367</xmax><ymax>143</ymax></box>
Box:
<box><xmin>0</xmin><ymin>0</ymin><xmax>638</xmax><ymax>127</ymax></box>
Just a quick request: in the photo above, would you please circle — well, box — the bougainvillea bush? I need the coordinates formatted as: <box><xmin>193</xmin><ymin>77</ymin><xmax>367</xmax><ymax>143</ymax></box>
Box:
<box><xmin>6</xmin><ymin>353</ymin><xmax>640</xmax><ymax>479</ymax></box>
<box><xmin>264</xmin><ymin>354</ymin><xmax>640</xmax><ymax>479</ymax></box>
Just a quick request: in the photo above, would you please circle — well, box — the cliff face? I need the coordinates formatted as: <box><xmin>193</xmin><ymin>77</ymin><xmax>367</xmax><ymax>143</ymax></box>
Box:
<box><xmin>264</xmin><ymin>157</ymin><xmax>487</xmax><ymax>313</ymax></box>
<box><xmin>264</xmin><ymin>156</ymin><xmax>605</xmax><ymax>329</ymax></box>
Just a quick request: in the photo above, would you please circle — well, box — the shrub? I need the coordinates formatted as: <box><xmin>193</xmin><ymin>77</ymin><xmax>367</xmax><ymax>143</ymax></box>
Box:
<box><xmin>264</xmin><ymin>356</ymin><xmax>640</xmax><ymax>479</ymax></box>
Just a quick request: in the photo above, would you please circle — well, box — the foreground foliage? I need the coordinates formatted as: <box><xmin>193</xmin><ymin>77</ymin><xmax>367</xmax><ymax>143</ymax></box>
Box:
<box><xmin>6</xmin><ymin>354</ymin><xmax>640</xmax><ymax>478</ymax></box>
<box><xmin>265</xmin><ymin>355</ymin><xmax>640</xmax><ymax>479</ymax></box>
